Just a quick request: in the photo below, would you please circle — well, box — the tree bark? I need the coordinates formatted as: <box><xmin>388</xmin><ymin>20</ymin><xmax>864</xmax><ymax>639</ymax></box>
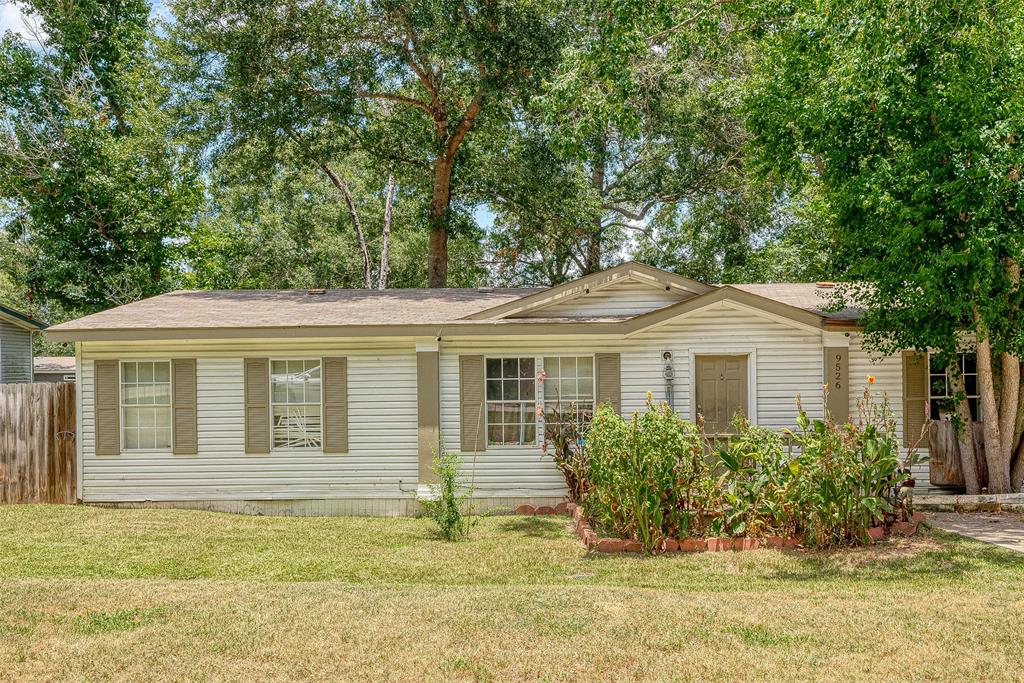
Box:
<box><xmin>378</xmin><ymin>174</ymin><xmax>395</xmax><ymax>290</ymax></box>
<box><xmin>999</xmin><ymin>352</ymin><xmax>1021</xmax><ymax>463</ymax></box>
<box><xmin>336</xmin><ymin>177</ymin><xmax>372</xmax><ymax>288</ymax></box>
<box><xmin>1011</xmin><ymin>436</ymin><xmax>1024</xmax><ymax>492</ymax></box>
<box><xmin>948</xmin><ymin>365</ymin><xmax>981</xmax><ymax>494</ymax></box>
<box><xmin>977</xmin><ymin>336</ymin><xmax>1012</xmax><ymax>492</ymax></box>
<box><xmin>427</xmin><ymin>157</ymin><xmax>453</xmax><ymax>288</ymax></box>
<box><xmin>589</xmin><ymin>160</ymin><xmax>602</xmax><ymax>274</ymax></box>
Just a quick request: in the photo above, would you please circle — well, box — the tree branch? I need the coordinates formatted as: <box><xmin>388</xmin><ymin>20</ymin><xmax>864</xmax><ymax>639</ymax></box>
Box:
<box><xmin>445</xmin><ymin>90</ymin><xmax>484</xmax><ymax>160</ymax></box>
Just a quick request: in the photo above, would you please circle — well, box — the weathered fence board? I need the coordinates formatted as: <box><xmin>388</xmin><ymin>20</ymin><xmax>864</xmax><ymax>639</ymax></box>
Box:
<box><xmin>0</xmin><ymin>382</ymin><xmax>76</xmax><ymax>504</ymax></box>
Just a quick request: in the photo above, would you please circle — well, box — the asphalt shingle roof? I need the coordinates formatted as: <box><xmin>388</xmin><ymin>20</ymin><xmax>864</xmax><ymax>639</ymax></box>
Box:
<box><xmin>46</xmin><ymin>282</ymin><xmax>862</xmax><ymax>335</ymax></box>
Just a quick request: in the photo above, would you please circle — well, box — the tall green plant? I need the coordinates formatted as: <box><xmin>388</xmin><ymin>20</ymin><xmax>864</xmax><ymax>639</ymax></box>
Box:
<box><xmin>421</xmin><ymin>450</ymin><xmax>474</xmax><ymax>542</ymax></box>
<box><xmin>580</xmin><ymin>384</ymin><xmax>922</xmax><ymax>552</ymax></box>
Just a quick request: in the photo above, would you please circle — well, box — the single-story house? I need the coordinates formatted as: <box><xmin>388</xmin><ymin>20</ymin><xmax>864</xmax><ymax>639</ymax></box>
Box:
<box><xmin>33</xmin><ymin>356</ymin><xmax>77</xmax><ymax>383</ymax></box>
<box><xmin>46</xmin><ymin>262</ymin><xmax>953</xmax><ymax>515</ymax></box>
<box><xmin>0</xmin><ymin>303</ymin><xmax>45</xmax><ymax>383</ymax></box>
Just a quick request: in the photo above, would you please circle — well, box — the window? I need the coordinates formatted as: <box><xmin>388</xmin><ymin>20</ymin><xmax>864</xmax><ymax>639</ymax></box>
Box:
<box><xmin>543</xmin><ymin>356</ymin><xmax>594</xmax><ymax>426</ymax></box>
<box><xmin>486</xmin><ymin>357</ymin><xmax>536</xmax><ymax>445</ymax></box>
<box><xmin>121</xmin><ymin>361</ymin><xmax>172</xmax><ymax>450</ymax></box>
<box><xmin>929</xmin><ymin>352</ymin><xmax>980</xmax><ymax>421</ymax></box>
<box><xmin>271</xmin><ymin>359</ymin><xmax>322</xmax><ymax>449</ymax></box>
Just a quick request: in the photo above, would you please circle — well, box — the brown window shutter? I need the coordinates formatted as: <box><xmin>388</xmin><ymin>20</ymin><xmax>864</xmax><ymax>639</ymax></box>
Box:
<box><xmin>459</xmin><ymin>355</ymin><xmax>485</xmax><ymax>452</ymax></box>
<box><xmin>172</xmin><ymin>358</ymin><xmax>198</xmax><ymax>455</ymax></box>
<box><xmin>93</xmin><ymin>359</ymin><xmax>120</xmax><ymax>456</ymax></box>
<box><xmin>902</xmin><ymin>351</ymin><xmax>929</xmax><ymax>447</ymax></box>
<box><xmin>322</xmin><ymin>357</ymin><xmax>348</xmax><ymax>454</ymax></box>
<box><xmin>595</xmin><ymin>353</ymin><xmax>621</xmax><ymax>414</ymax></box>
<box><xmin>244</xmin><ymin>357</ymin><xmax>270</xmax><ymax>454</ymax></box>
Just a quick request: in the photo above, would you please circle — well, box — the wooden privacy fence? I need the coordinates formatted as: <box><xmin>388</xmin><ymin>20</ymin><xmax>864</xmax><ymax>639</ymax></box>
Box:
<box><xmin>0</xmin><ymin>382</ymin><xmax>76</xmax><ymax>504</ymax></box>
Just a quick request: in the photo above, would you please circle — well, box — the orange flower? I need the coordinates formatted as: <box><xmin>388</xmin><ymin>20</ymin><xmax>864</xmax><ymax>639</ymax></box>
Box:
<box><xmin>867</xmin><ymin>375</ymin><xmax>876</xmax><ymax>384</ymax></box>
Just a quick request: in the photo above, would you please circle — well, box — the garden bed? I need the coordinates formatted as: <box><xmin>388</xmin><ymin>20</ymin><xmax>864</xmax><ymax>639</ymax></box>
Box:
<box><xmin>568</xmin><ymin>502</ymin><xmax>925</xmax><ymax>554</ymax></box>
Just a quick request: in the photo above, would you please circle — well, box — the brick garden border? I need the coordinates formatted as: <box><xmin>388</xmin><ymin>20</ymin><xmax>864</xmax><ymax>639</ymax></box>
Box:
<box><xmin>550</xmin><ymin>502</ymin><xmax>925</xmax><ymax>554</ymax></box>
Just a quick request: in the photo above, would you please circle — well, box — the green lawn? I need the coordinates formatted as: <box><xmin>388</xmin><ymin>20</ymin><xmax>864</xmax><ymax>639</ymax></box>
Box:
<box><xmin>1</xmin><ymin>506</ymin><xmax>1022</xmax><ymax>682</ymax></box>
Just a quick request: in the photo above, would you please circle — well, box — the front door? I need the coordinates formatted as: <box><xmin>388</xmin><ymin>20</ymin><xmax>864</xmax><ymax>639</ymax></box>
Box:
<box><xmin>695</xmin><ymin>355</ymin><xmax>748</xmax><ymax>433</ymax></box>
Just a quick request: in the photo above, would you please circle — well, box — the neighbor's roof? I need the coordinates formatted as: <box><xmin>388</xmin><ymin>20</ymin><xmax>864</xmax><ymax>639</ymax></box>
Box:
<box><xmin>0</xmin><ymin>303</ymin><xmax>46</xmax><ymax>331</ymax></box>
<box><xmin>45</xmin><ymin>266</ymin><xmax>863</xmax><ymax>342</ymax></box>
<box><xmin>732</xmin><ymin>284</ymin><xmax>861</xmax><ymax>321</ymax></box>
<box><xmin>34</xmin><ymin>356</ymin><xmax>76</xmax><ymax>372</ymax></box>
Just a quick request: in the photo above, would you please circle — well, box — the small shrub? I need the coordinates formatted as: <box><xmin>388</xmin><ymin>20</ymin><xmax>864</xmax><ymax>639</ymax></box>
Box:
<box><xmin>421</xmin><ymin>450</ymin><xmax>474</xmax><ymax>542</ymax></box>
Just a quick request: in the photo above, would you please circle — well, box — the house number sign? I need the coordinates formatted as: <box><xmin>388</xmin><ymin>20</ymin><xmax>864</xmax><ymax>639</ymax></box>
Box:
<box><xmin>823</xmin><ymin>346</ymin><xmax>850</xmax><ymax>422</ymax></box>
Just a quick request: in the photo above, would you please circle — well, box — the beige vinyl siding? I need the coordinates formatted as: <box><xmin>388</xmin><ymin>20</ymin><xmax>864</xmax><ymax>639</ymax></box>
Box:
<box><xmin>516</xmin><ymin>280</ymin><xmax>688</xmax><ymax>318</ymax></box>
<box><xmin>847</xmin><ymin>334</ymin><xmax>940</xmax><ymax>492</ymax></box>
<box><xmin>440</xmin><ymin>306</ymin><xmax>826</xmax><ymax>496</ymax></box>
<box><xmin>630</xmin><ymin>304</ymin><xmax>826</xmax><ymax>428</ymax></box>
<box><xmin>76</xmin><ymin>318</ymin><xmax>937</xmax><ymax>507</ymax></box>
<box><xmin>0</xmin><ymin>320</ymin><xmax>33</xmax><ymax>383</ymax></box>
<box><xmin>79</xmin><ymin>339</ymin><xmax>419</xmax><ymax>502</ymax></box>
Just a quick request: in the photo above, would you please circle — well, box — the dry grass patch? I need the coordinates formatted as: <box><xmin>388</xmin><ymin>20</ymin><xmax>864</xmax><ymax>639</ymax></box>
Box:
<box><xmin>0</xmin><ymin>506</ymin><xmax>1022</xmax><ymax>682</ymax></box>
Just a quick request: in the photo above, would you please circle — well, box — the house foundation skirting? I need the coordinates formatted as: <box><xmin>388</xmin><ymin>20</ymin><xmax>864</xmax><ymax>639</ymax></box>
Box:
<box><xmin>86</xmin><ymin>495</ymin><xmax>569</xmax><ymax>518</ymax></box>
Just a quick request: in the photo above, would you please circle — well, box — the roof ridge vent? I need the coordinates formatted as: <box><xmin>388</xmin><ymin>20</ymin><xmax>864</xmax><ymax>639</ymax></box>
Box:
<box><xmin>815</xmin><ymin>282</ymin><xmax>836</xmax><ymax>289</ymax></box>
<box><xmin>307</xmin><ymin>288</ymin><xmax>326</xmax><ymax>295</ymax></box>
<box><xmin>477</xmin><ymin>287</ymin><xmax>494</xmax><ymax>293</ymax></box>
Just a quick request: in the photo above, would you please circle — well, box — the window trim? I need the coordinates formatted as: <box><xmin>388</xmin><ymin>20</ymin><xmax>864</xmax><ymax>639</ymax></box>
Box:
<box><xmin>482</xmin><ymin>354</ymin><xmax>597</xmax><ymax>449</ymax></box>
<box><xmin>484</xmin><ymin>355</ymin><xmax>540</xmax><ymax>449</ymax></box>
<box><xmin>119</xmin><ymin>359</ymin><xmax>174</xmax><ymax>453</ymax></box>
<box><xmin>540</xmin><ymin>354</ymin><xmax>597</xmax><ymax>431</ymax></box>
<box><xmin>268</xmin><ymin>356</ymin><xmax>324</xmax><ymax>452</ymax></box>
<box><xmin>927</xmin><ymin>351</ymin><xmax>981</xmax><ymax>421</ymax></box>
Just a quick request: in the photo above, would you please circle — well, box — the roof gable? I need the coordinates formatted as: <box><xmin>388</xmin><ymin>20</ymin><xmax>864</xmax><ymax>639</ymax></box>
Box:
<box><xmin>463</xmin><ymin>262</ymin><xmax>713</xmax><ymax>320</ymax></box>
<box><xmin>622</xmin><ymin>285</ymin><xmax>827</xmax><ymax>337</ymax></box>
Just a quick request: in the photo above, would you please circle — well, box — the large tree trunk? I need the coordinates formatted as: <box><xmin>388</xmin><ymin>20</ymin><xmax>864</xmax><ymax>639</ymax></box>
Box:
<box><xmin>585</xmin><ymin>160</ymin><xmax>605</xmax><ymax>275</ymax></box>
<box><xmin>378</xmin><ymin>174</ymin><xmax>395</xmax><ymax>290</ymax></box>
<box><xmin>977</xmin><ymin>337</ymin><xmax>1013</xmax><ymax>492</ymax></box>
<box><xmin>1011</xmin><ymin>437</ymin><xmax>1024</xmax><ymax>492</ymax></box>
<box><xmin>427</xmin><ymin>158</ymin><xmax>453</xmax><ymax>288</ymax></box>
<box><xmin>948</xmin><ymin>366</ymin><xmax>981</xmax><ymax>494</ymax></box>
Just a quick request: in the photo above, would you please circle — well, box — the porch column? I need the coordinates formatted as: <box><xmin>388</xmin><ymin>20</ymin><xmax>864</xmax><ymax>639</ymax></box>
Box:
<box><xmin>416</xmin><ymin>341</ymin><xmax>441</xmax><ymax>494</ymax></box>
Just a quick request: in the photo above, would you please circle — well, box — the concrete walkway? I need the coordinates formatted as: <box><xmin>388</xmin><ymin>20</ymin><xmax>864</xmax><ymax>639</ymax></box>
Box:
<box><xmin>928</xmin><ymin>512</ymin><xmax>1024</xmax><ymax>554</ymax></box>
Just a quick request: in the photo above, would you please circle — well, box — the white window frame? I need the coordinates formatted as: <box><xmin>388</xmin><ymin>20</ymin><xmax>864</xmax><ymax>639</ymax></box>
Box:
<box><xmin>269</xmin><ymin>357</ymin><xmax>323</xmax><ymax>451</ymax></box>
<box><xmin>928</xmin><ymin>351</ymin><xmax>981</xmax><ymax>421</ymax></box>
<box><xmin>484</xmin><ymin>356</ymin><xmax>540</xmax><ymax>448</ymax></box>
<box><xmin>119</xmin><ymin>359</ymin><xmax>173</xmax><ymax>453</ymax></box>
<box><xmin>483</xmin><ymin>354</ymin><xmax>597</xmax><ymax>449</ymax></box>
<box><xmin>540</xmin><ymin>354</ymin><xmax>596</xmax><ymax>429</ymax></box>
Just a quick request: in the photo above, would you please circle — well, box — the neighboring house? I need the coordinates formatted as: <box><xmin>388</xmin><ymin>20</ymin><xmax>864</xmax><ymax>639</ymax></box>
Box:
<box><xmin>0</xmin><ymin>304</ymin><xmax>45</xmax><ymax>383</ymax></box>
<box><xmin>33</xmin><ymin>356</ymin><xmax>77</xmax><ymax>383</ymax></box>
<box><xmin>46</xmin><ymin>262</ymin><xmax>950</xmax><ymax>515</ymax></box>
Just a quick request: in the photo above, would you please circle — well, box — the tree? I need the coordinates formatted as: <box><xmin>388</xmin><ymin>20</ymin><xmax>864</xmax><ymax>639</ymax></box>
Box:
<box><xmin>0</xmin><ymin>0</ymin><xmax>199</xmax><ymax>317</ymax></box>
<box><xmin>186</xmin><ymin>139</ymin><xmax>486</xmax><ymax>290</ymax></box>
<box><xmin>633</xmin><ymin>180</ymin><xmax>835</xmax><ymax>284</ymax></box>
<box><xmin>173</xmin><ymin>0</ymin><xmax>565</xmax><ymax>287</ymax></box>
<box><xmin>478</xmin><ymin>0</ymin><xmax>769</xmax><ymax>285</ymax></box>
<box><xmin>745</xmin><ymin>0</ymin><xmax>1024</xmax><ymax>492</ymax></box>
